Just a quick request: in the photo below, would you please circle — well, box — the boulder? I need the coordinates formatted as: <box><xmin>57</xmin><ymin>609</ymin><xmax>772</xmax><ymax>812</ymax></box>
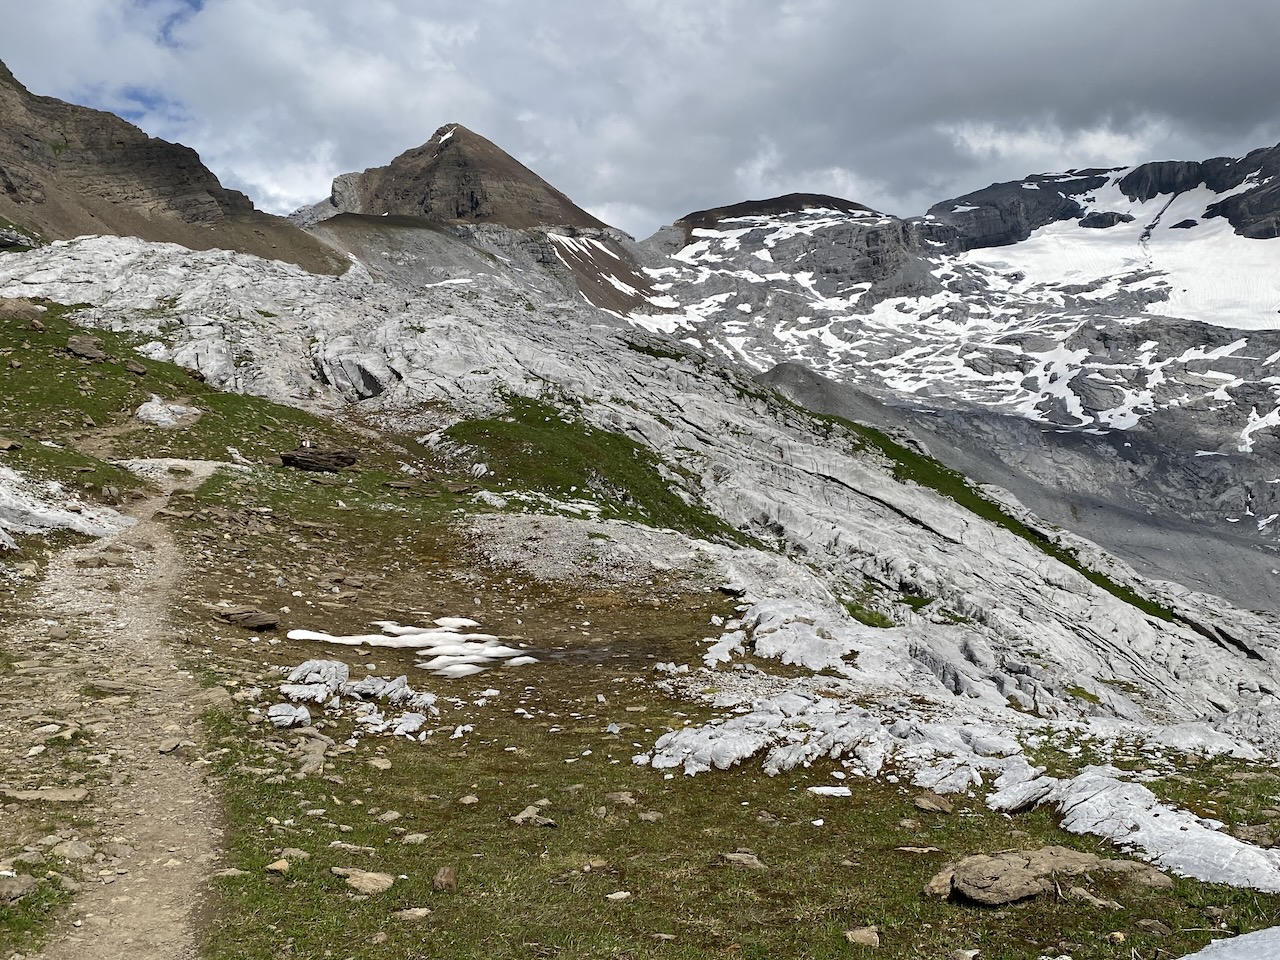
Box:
<box><xmin>0</xmin><ymin>874</ymin><xmax>38</xmax><ymax>905</ymax></box>
<box><xmin>0</xmin><ymin>787</ymin><xmax>88</xmax><ymax>803</ymax></box>
<box><xmin>0</xmin><ymin>297</ymin><xmax>45</xmax><ymax>322</ymax></box>
<box><xmin>66</xmin><ymin>333</ymin><xmax>107</xmax><ymax>361</ymax></box>
<box><xmin>1079</xmin><ymin>211</ymin><xmax>1135</xmax><ymax>229</ymax></box>
<box><xmin>215</xmin><ymin>606</ymin><xmax>279</xmax><ymax>630</ymax></box>
<box><xmin>926</xmin><ymin>846</ymin><xmax>1170</xmax><ymax>906</ymax></box>
<box><xmin>279</xmin><ymin>447</ymin><xmax>359</xmax><ymax>473</ymax></box>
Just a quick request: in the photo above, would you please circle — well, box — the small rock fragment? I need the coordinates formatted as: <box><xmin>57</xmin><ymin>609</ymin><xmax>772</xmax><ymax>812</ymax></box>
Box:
<box><xmin>332</xmin><ymin>867</ymin><xmax>395</xmax><ymax>895</ymax></box>
<box><xmin>924</xmin><ymin>865</ymin><xmax>955</xmax><ymax>898</ymax></box>
<box><xmin>605</xmin><ymin>890</ymin><xmax>632</xmax><ymax>901</ymax></box>
<box><xmin>1136</xmin><ymin>919</ymin><xmax>1172</xmax><ymax>937</ymax></box>
<box><xmin>393</xmin><ymin>907</ymin><xmax>433</xmax><ymax>922</ymax></box>
<box><xmin>722</xmin><ymin>852</ymin><xmax>767</xmax><ymax>871</ymax></box>
<box><xmin>1069</xmin><ymin>885</ymin><xmax>1121</xmax><ymax>909</ymax></box>
<box><xmin>512</xmin><ymin>805</ymin><xmax>557</xmax><ymax>827</ymax></box>
<box><xmin>844</xmin><ymin>926</ymin><xmax>880</xmax><ymax>947</ymax></box>
<box><xmin>913</xmin><ymin>791</ymin><xmax>954</xmax><ymax>814</ymax></box>
<box><xmin>433</xmin><ymin>866</ymin><xmax>457</xmax><ymax>891</ymax></box>
<box><xmin>51</xmin><ymin>839</ymin><xmax>95</xmax><ymax>862</ymax></box>
<box><xmin>265</xmin><ymin>859</ymin><xmax>290</xmax><ymax>875</ymax></box>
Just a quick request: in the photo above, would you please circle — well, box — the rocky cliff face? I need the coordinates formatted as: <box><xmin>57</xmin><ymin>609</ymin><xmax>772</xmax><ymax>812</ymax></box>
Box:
<box><xmin>931</xmin><ymin>144</ymin><xmax>1280</xmax><ymax>244</ymax></box>
<box><xmin>0</xmin><ymin>59</ymin><xmax>344</xmax><ymax>273</ymax></box>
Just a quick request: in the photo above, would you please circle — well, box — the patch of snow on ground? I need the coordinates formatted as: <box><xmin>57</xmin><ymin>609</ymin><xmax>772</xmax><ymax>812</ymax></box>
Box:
<box><xmin>287</xmin><ymin>619</ymin><xmax>536</xmax><ymax>678</ymax></box>
<box><xmin>1176</xmin><ymin>927</ymin><xmax>1280</xmax><ymax>959</ymax></box>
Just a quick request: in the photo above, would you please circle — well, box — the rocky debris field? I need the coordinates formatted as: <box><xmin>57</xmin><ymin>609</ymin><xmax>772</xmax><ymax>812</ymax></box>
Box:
<box><xmin>3</xmin><ymin>248</ymin><xmax>1280</xmax><ymax>960</ymax></box>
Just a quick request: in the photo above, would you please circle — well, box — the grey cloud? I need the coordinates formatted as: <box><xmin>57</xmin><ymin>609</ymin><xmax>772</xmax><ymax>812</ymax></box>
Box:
<box><xmin>4</xmin><ymin>0</ymin><xmax>1280</xmax><ymax>239</ymax></box>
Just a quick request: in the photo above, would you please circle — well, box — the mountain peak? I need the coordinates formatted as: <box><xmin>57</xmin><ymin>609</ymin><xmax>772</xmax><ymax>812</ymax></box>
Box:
<box><xmin>297</xmin><ymin>122</ymin><xmax>609</xmax><ymax>231</ymax></box>
<box><xmin>675</xmin><ymin>193</ymin><xmax>878</xmax><ymax>235</ymax></box>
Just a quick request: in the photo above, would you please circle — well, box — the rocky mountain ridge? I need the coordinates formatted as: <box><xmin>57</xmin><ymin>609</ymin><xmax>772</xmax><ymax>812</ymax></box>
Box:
<box><xmin>0</xmin><ymin>59</ymin><xmax>344</xmax><ymax>273</ymax></box>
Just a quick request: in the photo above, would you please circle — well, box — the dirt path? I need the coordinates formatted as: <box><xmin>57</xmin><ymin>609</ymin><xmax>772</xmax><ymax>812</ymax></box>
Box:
<box><xmin>2</xmin><ymin>463</ymin><xmax>224</xmax><ymax>960</ymax></box>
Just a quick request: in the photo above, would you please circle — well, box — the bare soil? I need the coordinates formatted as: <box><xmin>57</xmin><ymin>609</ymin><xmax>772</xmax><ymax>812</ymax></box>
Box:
<box><xmin>1</xmin><ymin>465</ymin><xmax>224</xmax><ymax>960</ymax></box>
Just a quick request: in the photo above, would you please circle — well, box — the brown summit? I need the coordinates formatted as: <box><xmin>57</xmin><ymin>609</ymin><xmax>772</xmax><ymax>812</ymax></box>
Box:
<box><xmin>0</xmin><ymin>60</ymin><xmax>344</xmax><ymax>273</ymax></box>
<box><xmin>317</xmin><ymin>124</ymin><xmax>607</xmax><ymax>230</ymax></box>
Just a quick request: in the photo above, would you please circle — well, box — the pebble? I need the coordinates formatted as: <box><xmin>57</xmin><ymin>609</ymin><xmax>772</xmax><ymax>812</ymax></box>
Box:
<box><xmin>332</xmin><ymin>867</ymin><xmax>395</xmax><ymax>895</ymax></box>
<box><xmin>512</xmin><ymin>805</ymin><xmax>557</xmax><ymax>827</ymax></box>
<box><xmin>393</xmin><ymin>907</ymin><xmax>432</xmax><ymax>921</ymax></box>
<box><xmin>605</xmin><ymin>891</ymin><xmax>632</xmax><ymax>901</ymax></box>
<box><xmin>844</xmin><ymin>926</ymin><xmax>880</xmax><ymax>947</ymax></box>
<box><xmin>265</xmin><ymin>859</ymin><xmax>290</xmax><ymax>875</ymax></box>
<box><xmin>913</xmin><ymin>791</ymin><xmax>954</xmax><ymax>814</ymax></box>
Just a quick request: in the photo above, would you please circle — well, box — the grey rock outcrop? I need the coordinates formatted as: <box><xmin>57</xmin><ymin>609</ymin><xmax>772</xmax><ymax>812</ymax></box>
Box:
<box><xmin>928</xmin><ymin>170</ymin><xmax>1113</xmax><ymax>249</ymax></box>
<box><xmin>1079</xmin><ymin>210</ymin><xmax>1134</xmax><ymax>229</ymax></box>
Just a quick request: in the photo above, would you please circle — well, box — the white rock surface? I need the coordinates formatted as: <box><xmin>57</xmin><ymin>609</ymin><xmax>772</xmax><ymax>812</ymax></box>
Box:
<box><xmin>8</xmin><ymin>233</ymin><xmax>1280</xmax><ymax>892</ymax></box>
<box><xmin>0</xmin><ymin>463</ymin><xmax>133</xmax><ymax>550</ymax></box>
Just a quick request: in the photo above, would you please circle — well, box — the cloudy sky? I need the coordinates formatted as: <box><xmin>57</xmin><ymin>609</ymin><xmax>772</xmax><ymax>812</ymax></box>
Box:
<box><xmin>5</xmin><ymin>1</ymin><xmax>1280</xmax><ymax>239</ymax></box>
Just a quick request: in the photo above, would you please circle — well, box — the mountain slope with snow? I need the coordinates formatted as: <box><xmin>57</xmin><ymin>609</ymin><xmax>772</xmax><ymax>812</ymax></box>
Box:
<box><xmin>634</xmin><ymin>152</ymin><xmax>1280</xmax><ymax>609</ymax></box>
